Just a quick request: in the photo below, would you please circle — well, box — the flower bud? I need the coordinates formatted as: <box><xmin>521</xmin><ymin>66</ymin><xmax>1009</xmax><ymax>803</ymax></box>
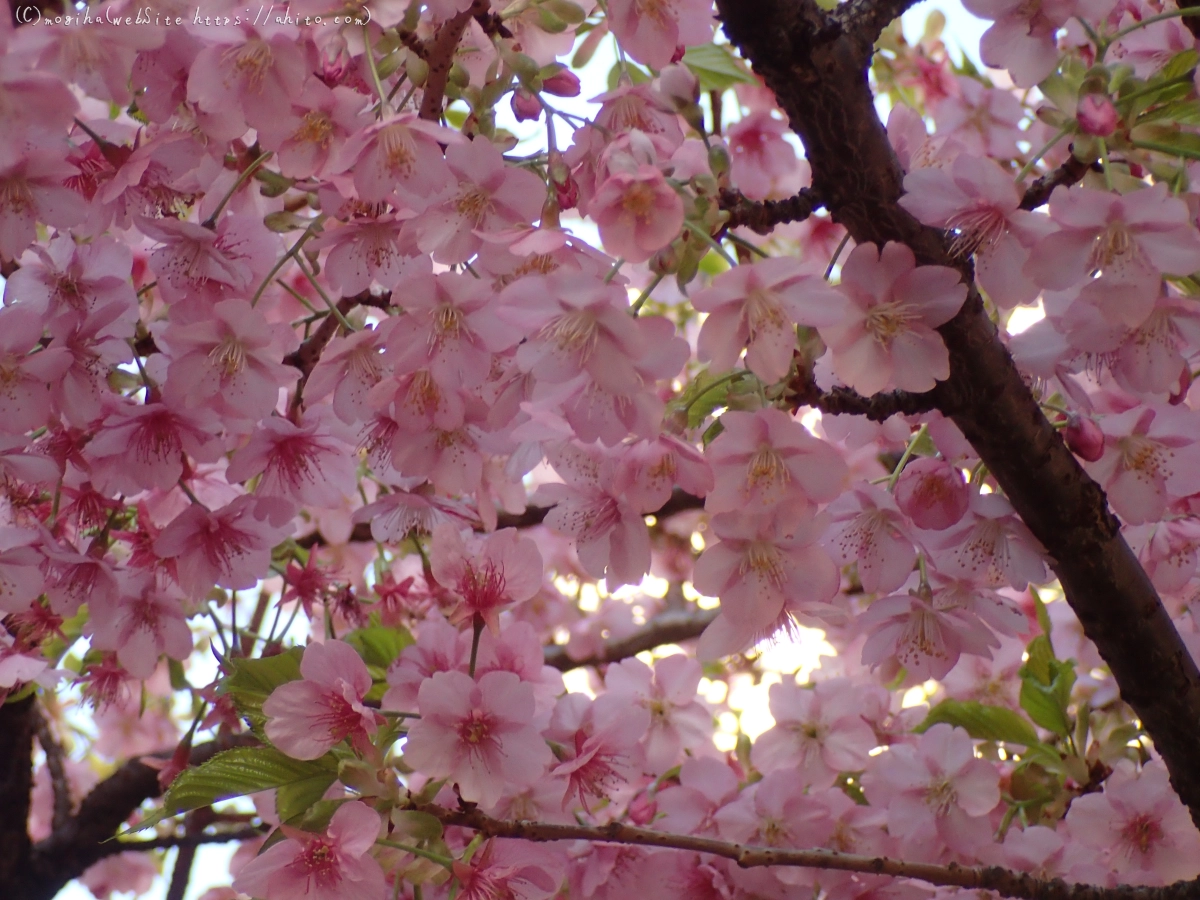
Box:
<box><xmin>894</xmin><ymin>457</ymin><xmax>969</xmax><ymax>531</ymax></box>
<box><xmin>1063</xmin><ymin>415</ymin><xmax>1105</xmax><ymax>462</ymax></box>
<box><xmin>1076</xmin><ymin>94</ymin><xmax>1118</xmax><ymax>137</ymax></box>
<box><xmin>510</xmin><ymin>89</ymin><xmax>542</xmax><ymax>122</ymax></box>
<box><xmin>658</xmin><ymin>63</ymin><xmax>700</xmax><ymax>107</ymax></box>
<box><xmin>543</xmin><ymin>69</ymin><xmax>582</xmax><ymax>97</ymax></box>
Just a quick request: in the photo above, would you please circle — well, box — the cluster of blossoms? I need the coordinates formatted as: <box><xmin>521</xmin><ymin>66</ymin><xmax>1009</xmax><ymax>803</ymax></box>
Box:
<box><xmin>2</xmin><ymin>0</ymin><xmax>1200</xmax><ymax>897</ymax></box>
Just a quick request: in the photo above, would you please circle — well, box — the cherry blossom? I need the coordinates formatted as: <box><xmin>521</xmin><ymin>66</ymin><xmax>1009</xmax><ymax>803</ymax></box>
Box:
<box><xmin>821</xmin><ymin>242</ymin><xmax>968</xmax><ymax>396</ymax></box>
<box><xmin>232</xmin><ymin>800</ymin><xmax>387</xmax><ymax>900</ymax></box>
<box><xmin>403</xmin><ymin>670</ymin><xmax>551</xmax><ymax>808</ymax></box>
<box><xmin>263</xmin><ymin>640</ymin><xmax>383</xmax><ymax>760</ymax></box>
<box><xmin>430</xmin><ymin>524</ymin><xmax>544</xmax><ymax>633</ymax></box>
<box><xmin>693</xmin><ymin>256</ymin><xmax>844</xmax><ymax>383</ymax></box>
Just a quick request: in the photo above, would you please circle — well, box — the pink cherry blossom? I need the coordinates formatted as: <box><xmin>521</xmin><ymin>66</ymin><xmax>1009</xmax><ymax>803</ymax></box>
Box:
<box><xmin>726</xmin><ymin>111</ymin><xmax>803</xmax><ymax>201</ymax></box>
<box><xmin>263</xmin><ymin>640</ymin><xmax>383</xmax><ymax>760</ymax></box>
<box><xmin>453</xmin><ymin>839</ymin><xmax>565</xmax><ymax>900</ymax></box>
<box><xmin>861</xmin><ymin>723</ymin><xmax>1001</xmax><ymax>860</ymax></box>
<box><xmin>0</xmin><ymin>527</ymin><xmax>48</xmax><ymax>614</ymax></box>
<box><xmin>153</xmin><ymin>495</ymin><xmax>285</xmax><ymax>598</ymax></box>
<box><xmin>430</xmin><ymin>524</ymin><xmax>543</xmax><ymax>633</ymax></box>
<box><xmin>590</xmin><ymin>166</ymin><xmax>684</xmax><ymax>264</ymax></box>
<box><xmin>695</xmin><ymin>507</ymin><xmax>840</xmax><ymax>659</ymax></box>
<box><xmin>930</xmin><ymin>489</ymin><xmax>1050</xmax><ymax>587</ymax></box>
<box><xmin>88</xmin><ymin>570</ymin><xmax>192</xmax><ymax>680</ymax></box>
<box><xmin>535</xmin><ymin>441</ymin><xmax>653</xmax><ymax>588</ymax></box>
<box><xmin>315</xmin><ymin>211</ymin><xmax>421</xmax><ymax>296</ymax></box>
<box><xmin>752</xmin><ymin>677</ymin><xmax>879</xmax><ymax>784</ymax></box>
<box><xmin>0</xmin><ymin>136</ymin><xmax>87</xmax><ymax>262</ymax></box>
<box><xmin>705</xmin><ymin>407</ymin><xmax>849</xmax><ymax>514</ymax></box>
<box><xmin>415</xmin><ymin>138</ymin><xmax>545</xmax><ymax>264</ymax></box>
<box><xmin>961</xmin><ymin>0</ymin><xmax>1078</xmax><ymax>88</ymax></box>
<box><xmin>603</xmin><ymin>655</ymin><xmax>710</xmax><ymax>772</ymax></box>
<box><xmin>1084</xmin><ymin>404</ymin><xmax>1200</xmax><ymax>524</ymax></box>
<box><xmin>826</xmin><ymin>483</ymin><xmax>918</xmax><ymax>594</ymax></box>
<box><xmin>693</xmin><ymin>257</ymin><xmax>845</xmax><ymax>382</ymax></box>
<box><xmin>159</xmin><ymin>298</ymin><xmax>295</xmax><ymax>424</ymax></box>
<box><xmin>0</xmin><ymin>305</ymin><xmax>71</xmax><ymax>436</ymax></box>
<box><xmin>403</xmin><ymin>670</ymin><xmax>551</xmax><ymax>808</ymax></box>
<box><xmin>330</xmin><ymin>115</ymin><xmax>461</xmax><ymax>207</ymax></box>
<box><xmin>1066</xmin><ymin>761</ymin><xmax>1200</xmax><ymax>884</ymax></box>
<box><xmin>821</xmin><ymin>242</ymin><xmax>967</xmax><ymax>396</ymax></box>
<box><xmin>894</xmin><ymin>457</ymin><xmax>970</xmax><ymax>531</ymax></box>
<box><xmin>606</xmin><ymin>0</ymin><xmax>715</xmax><ymax>69</ymax></box>
<box><xmin>899</xmin><ymin>155</ymin><xmax>1046</xmax><ymax>309</ymax></box>
<box><xmin>544</xmin><ymin>692</ymin><xmax>649</xmax><ymax>811</ymax></box>
<box><xmin>4</xmin><ymin>235</ymin><xmax>136</xmax><ymax>332</ymax></box>
<box><xmin>1025</xmin><ymin>184</ymin><xmax>1200</xmax><ymax>328</ymax></box>
<box><xmin>931</xmin><ymin>77</ymin><xmax>1024</xmax><ymax>159</ymax></box>
<box><xmin>85</xmin><ymin>399</ymin><xmax>223</xmax><ymax>496</ymax></box>
<box><xmin>140</xmin><ymin>214</ymin><xmax>280</xmax><ymax>309</ymax></box>
<box><xmin>382</xmin><ymin>615</ymin><xmax>470</xmax><ymax>713</ymax></box>
<box><xmin>233</xmin><ymin>800</ymin><xmax>387</xmax><ymax>900</ymax></box>
<box><xmin>226</xmin><ymin>411</ymin><xmax>357</xmax><ymax>509</ymax></box>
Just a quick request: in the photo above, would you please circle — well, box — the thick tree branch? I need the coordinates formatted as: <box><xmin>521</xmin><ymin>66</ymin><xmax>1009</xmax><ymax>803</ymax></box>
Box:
<box><xmin>543</xmin><ymin>607</ymin><xmax>719</xmax><ymax>671</ymax></box>
<box><xmin>12</xmin><ymin>734</ymin><xmax>255</xmax><ymax>900</ymax></box>
<box><xmin>419</xmin><ymin>0</ymin><xmax>490</xmax><ymax>122</ymax></box>
<box><xmin>715</xmin><ymin>0</ymin><xmax>1200</xmax><ymax>829</ymax></box>
<box><xmin>416</xmin><ymin>802</ymin><xmax>1200</xmax><ymax>900</ymax></box>
<box><xmin>720</xmin><ymin>187</ymin><xmax>824</xmax><ymax>234</ymax></box>
<box><xmin>0</xmin><ymin>696</ymin><xmax>37</xmax><ymax>889</ymax></box>
<box><xmin>36</xmin><ymin>713</ymin><xmax>72</xmax><ymax>832</ymax></box>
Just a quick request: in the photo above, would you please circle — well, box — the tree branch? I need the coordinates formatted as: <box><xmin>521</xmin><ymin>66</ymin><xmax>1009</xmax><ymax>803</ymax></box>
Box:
<box><xmin>298</xmin><ymin>490</ymin><xmax>706</xmax><ymax>548</ymax></box>
<box><xmin>714</xmin><ymin>0</ymin><xmax>1200</xmax><ymax>830</ymax></box>
<box><xmin>543</xmin><ymin>606</ymin><xmax>719</xmax><ymax>671</ymax></box>
<box><xmin>832</xmin><ymin>0</ymin><xmax>927</xmax><ymax>61</ymax></box>
<box><xmin>419</xmin><ymin>0</ymin><xmax>490</xmax><ymax>122</ymax></box>
<box><xmin>0</xmin><ymin>696</ymin><xmax>37</xmax><ymax>889</ymax></box>
<box><xmin>415</xmin><ymin>802</ymin><xmax>1198</xmax><ymax>900</ymax></box>
<box><xmin>1019</xmin><ymin>155</ymin><xmax>1095</xmax><ymax>211</ymax></box>
<box><xmin>103</xmin><ymin>827</ymin><xmax>265</xmax><ymax>856</ymax></box>
<box><xmin>282</xmin><ymin>290</ymin><xmax>392</xmax><ymax>378</ymax></box>
<box><xmin>720</xmin><ymin>188</ymin><xmax>824</xmax><ymax>234</ymax></box>
<box><xmin>13</xmin><ymin>734</ymin><xmax>256</xmax><ymax>900</ymax></box>
<box><xmin>788</xmin><ymin>368</ymin><xmax>938</xmax><ymax>421</ymax></box>
<box><xmin>35</xmin><ymin>713</ymin><xmax>72</xmax><ymax>832</ymax></box>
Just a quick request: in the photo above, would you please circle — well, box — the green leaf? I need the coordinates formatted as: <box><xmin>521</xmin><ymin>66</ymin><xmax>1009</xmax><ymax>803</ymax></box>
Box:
<box><xmin>1029</xmin><ymin>588</ymin><xmax>1052</xmax><ymax>643</ymax></box>
<box><xmin>221</xmin><ymin>648</ymin><xmax>304</xmax><ymax>720</ymax></box>
<box><xmin>1023</xmin><ymin>635</ymin><xmax>1055</xmax><ymax>684</ymax></box>
<box><xmin>344</xmin><ymin>624</ymin><xmax>413</xmax><ymax>671</ymax></box>
<box><xmin>607</xmin><ymin>60</ymin><xmax>651</xmax><ymax>92</ymax></box>
<box><xmin>917</xmin><ymin>700</ymin><xmax>1042</xmax><ymax>747</ymax></box>
<box><xmin>682</xmin><ymin>44</ymin><xmax>754</xmax><ymax>92</ymax></box>
<box><xmin>1020</xmin><ymin>679</ymin><xmax>1071</xmax><ymax>736</ymax></box>
<box><xmin>128</xmin><ymin>746</ymin><xmax>338</xmax><ymax>833</ymax></box>
<box><xmin>276</xmin><ymin>769</ymin><xmax>338</xmax><ymax>822</ymax></box>
<box><xmin>1158</xmin><ymin>49</ymin><xmax>1199</xmax><ymax>83</ymax></box>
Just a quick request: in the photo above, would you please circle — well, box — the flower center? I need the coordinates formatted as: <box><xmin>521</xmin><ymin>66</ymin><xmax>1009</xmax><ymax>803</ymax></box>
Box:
<box><xmin>455</xmin><ymin>186</ymin><xmax>493</xmax><ymax>223</ymax></box>
<box><xmin>208</xmin><ymin>337</ymin><xmax>246</xmax><ymax>377</ymax></box>
<box><xmin>924</xmin><ymin>777</ymin><xmax>958</xmax><ymax>816</ymax></box>
<box><xmin>745</xmin><ymin>288</ymin><xmax>786</xmax><ymax>339</ymax></box>
<box><xmin>541</xmin><ymin>311</ymin><xmax>599</xmax><ymax>362</ymax></box>
<box><xmin>1120</xmin><ymin>435</ymin><xmax>1168</xmax><ymax>481</ymax></box>
<box><xmin>379</xmin><ymin>125</ymin><xmax>416</xmax><ymax>179</ymax></box>
<box><xmin>865</xmin><ymin>301</ymin><xmax>917</xmax><ymax>345</ymax></box>
<box><xmin>746</xmin><ymin>444</ymin><xmax>790</xmax><ymax>491</ymax></box>
<box><xmin>1121</xmin><ymin>813</ymin><xmax>1163</xmax><ymax>855</ymax></box>
<box><xmin>226</xmin><ymin>40</ymin><xmax>273</xmax><ymax>90</ymax></box>
<box><xmin>740</xmin><ymin>542</ymin><xmax>786</xmax><ymax>587</ymax></box>
<box><xmin>294</xmin><ymin>110</ymin><xmax>334</xmax><ymax>147</ymax></box>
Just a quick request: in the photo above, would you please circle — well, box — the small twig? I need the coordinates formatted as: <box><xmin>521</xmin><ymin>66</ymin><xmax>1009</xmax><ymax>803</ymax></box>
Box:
<box><xmin>107</xmin><ymin>826</ymin><xmax>266</xmax><ymax>856</ymax></box>
<box><xmin>789</xmin><ymin>367</ymin><xmax>938</xmax><ymax>422</ymax></box>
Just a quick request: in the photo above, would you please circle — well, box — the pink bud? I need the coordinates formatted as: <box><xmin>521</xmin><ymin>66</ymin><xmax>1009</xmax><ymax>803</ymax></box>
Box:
<box><xmin>543</xmin><ymin>69</ymin><xmax>582</xmax><ymax>98</ymax></box>
<box><xmin>552</xmin><ymin>168</ymin><xmax>578</xmax><ymax>211</ymax></box>
<box><xmin>894</xmin><ymin>457</ymin><xmax>970</xmax><ymax>531</ymax></box>
<box><xmin>510</xmin><ymin>89</ymin><xmax>542</xmax><ymax>122</ymax></box>
<box><xmin>658</xmin><ymin>63</ymin><xmax>699</xmax><ymax>106</ymax></box>
<box><xmin>1171</xmin><ymin>364</ymin><xmax>1192</xmax><ymax>405</ymax></box>
<box><xmin>1077</xmin><ymin>94</ymin><xmax>1118</xmax><ymax>137</ymax></box>
<box><xmin>1063</xmin><ymin>415</ymin><xmax>1105</xmax><ymax>462</ymax></box>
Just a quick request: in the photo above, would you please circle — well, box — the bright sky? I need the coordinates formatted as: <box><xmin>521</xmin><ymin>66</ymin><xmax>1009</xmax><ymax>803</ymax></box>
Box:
<box><xmin>53</xmin><ymin>3</ymin><xmax>995</xmax><ymax>898</ymax></box>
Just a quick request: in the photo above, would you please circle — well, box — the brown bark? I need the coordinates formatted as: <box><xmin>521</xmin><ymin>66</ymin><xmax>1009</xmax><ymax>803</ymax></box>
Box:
<box><xmin>713</xmin><ymin>0</ymin><xmax>1200</xmax><ymax>828</ymax></box>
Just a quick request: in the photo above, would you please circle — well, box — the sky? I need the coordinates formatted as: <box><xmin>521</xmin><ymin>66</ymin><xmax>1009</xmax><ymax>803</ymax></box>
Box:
<box><xmin>52</xmin><ymin>2</ymin><xmax>993</xmax><ymax>899</ymax></box>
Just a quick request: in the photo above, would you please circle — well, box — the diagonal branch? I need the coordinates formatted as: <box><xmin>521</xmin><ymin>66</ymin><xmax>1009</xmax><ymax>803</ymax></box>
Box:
<box><xmin>1019</xmin><ymin>155</ymin><xmax>1096</xmax><ymax>210</ymax></box>
<box><xmin>543</xmin><ymin>607</ymin><xmax>719</xmax><ymax>671</ymax></box>
<box><xmin>714</xmin><ymin>0</ymin><xmax>1200</xmax><ymax>830</ymax></box>
<box><xmin>35</xmin><ymin>713</ymin><xmax>72</xmax><ymax>832</ymax></box>
<box><xmin>415</xmin><ymin>802</ymin><xmax>1198</xmax><ymax>900</ymax></box>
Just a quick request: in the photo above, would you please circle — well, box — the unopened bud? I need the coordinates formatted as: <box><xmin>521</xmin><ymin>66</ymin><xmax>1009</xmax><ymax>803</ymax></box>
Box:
<box><xmin>1076</xmin><ymin>94</ymin><xmax>1118</xmax><ymax>137</ymax></box>
<box><xmin>658</xmin><ymin>63</ymin><xmax>700</xmax><ymax>106</ymax></box>
<box><xmin>543</xmin><ymin>69</ymin><xmax>581</xmax><ymax>97</ymax></box>
<box><xmin>1064</xmin><ymin>415</ymin><xmax>1105</xmax><ymax>461</ymax></box>
<box><xmin>707</xmin><ymin>143</ymin><xmax>730</xmax><ymax>179</ymax></box>
<box><xmin>510</xmin><ymin>89</ymin><xmax>542</xmax><ymax>122</ymax></box>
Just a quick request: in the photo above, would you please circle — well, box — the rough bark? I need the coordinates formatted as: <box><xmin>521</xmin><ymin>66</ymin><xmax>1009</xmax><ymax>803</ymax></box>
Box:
<box><xmin>714</xmin><ymin>0</ymin><xmax>1200</xmax><ymax>828</ymax></box>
